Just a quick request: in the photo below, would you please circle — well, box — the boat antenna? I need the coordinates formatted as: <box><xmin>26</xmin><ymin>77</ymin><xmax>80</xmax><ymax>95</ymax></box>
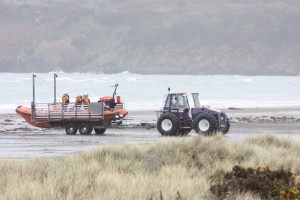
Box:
<box><xmin>32</xmin><ymin>73</ymin><xmax>36</xmax><ymax>121</ymax></box>
<box><xmin>32</xmin><ymin>73</ymin><xmax>36</xmax><ymax>104</ymax></box>
<box><xmin>112</xmin><ymin>83</ymin><xmax>119</xmax><ymax>99</ymax></box>
<box><xmin>54</xmin><ymin>73</ymin><xmax>58</xmax><ymax>104</ymax></box>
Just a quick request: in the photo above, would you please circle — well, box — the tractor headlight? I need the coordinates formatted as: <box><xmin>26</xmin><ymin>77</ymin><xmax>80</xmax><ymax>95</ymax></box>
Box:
<box><xmin>114</xmin><ymin>114</ymin><xmax>120</xmax><ymax>119</ymax></box>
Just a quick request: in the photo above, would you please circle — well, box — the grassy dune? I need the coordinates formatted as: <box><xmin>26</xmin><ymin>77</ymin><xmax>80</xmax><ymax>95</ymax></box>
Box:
<box><xmin>1</xmin><ymin>134</ymin><xmax>300</xmax><ymax>199</ymax></box>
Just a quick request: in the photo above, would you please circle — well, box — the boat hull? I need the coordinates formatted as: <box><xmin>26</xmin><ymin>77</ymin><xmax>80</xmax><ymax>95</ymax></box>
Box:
<box><xmin>16</xmin><ymin>106</ymin><xmax>52</xmax><ymax>128</ymax></box>
<box><xmin>15</xmin><ymin>105</ymin><xmax>128</xmax><ymax>129</ymax></box>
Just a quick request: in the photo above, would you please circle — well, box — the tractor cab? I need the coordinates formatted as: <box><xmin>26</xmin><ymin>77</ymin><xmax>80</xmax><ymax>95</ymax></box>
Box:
<box><xmin>163</xmin><ymin>93</ymin><xmax>190</xmax><ymax>112</ymax></box>
<box><xmin>163</xmin><ymin>93</ymin><xmax>202</xmax><ymax>113</ymax></box>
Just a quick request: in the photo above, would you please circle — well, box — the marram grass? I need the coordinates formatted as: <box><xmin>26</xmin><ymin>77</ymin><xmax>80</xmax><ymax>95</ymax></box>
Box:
<box><xmin>1</xmin><ymin>134</ymin><xmax>300</xmax><ymax>200</ymax></box>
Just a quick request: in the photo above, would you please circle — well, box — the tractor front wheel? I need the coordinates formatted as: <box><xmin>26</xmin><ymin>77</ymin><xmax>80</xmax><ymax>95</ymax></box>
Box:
<box><xmin>157</xmin><ymin>113</ymin><xmax>180</xmax><ymax>136</ymax></box>
<box><xmin>193</xmin><ymin>113</ymin><xmax>218</xmax><ymax>136</ymax></box>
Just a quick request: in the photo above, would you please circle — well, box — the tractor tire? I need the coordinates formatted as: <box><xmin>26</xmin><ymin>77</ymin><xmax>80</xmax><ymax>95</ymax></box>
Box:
<box><xmin>222</xmin><ymin>120</ymin><xmax>230</xmax><ymax>134</ymax></box>
<box><xmin>193</xmin><ymin>113</ymin><xmax>218</xmax><ymax>136</ymax></box>
<box><xmin>65</xmin><ymin>123</ymin><xmax>78</xmax><ymax>135</ymax></box>
<box><xmin>157</xmin><ymin>113</ymin><xmax>180</xmax><ymax>136</ymax></box>
<box><xmin>78</xmin><ymin>123</ymin><xmax>93</xmax><ymax>135</ymax></box>
<box><xmin>94</xmin><ymin>128</ymin><xmax>106</xmax><ymax>135</ymax></box>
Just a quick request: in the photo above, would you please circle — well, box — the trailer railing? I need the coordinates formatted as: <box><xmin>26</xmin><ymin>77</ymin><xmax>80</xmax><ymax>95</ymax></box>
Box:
<box><xmin>32</xmin><ymin>102</ymin><xmax>104</xmax><ymax>121</ymax></box>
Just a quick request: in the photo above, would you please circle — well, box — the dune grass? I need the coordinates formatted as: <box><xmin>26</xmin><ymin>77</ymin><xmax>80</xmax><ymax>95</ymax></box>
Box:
<box><xmin>1</xmin><ymin>134</ymin><xmax>300</xmax><ymax>199</ymax></box>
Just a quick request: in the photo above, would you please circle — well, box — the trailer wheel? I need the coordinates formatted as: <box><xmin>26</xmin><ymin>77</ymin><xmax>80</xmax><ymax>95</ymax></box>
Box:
<box><xmin>78</xmin><ymin>123</ymin><xmax>92</xmax><ymax>135</ymax></box>
<box><xmin>65</xmin><ymin>123</ymin><xmax>78</xmax><ymax>135</ymax></box>
<box><xmin>157</xmin><ymin>113</ymin><xmax>180</xmax><ymax>136</ymax></box>
<box><xmin>94</xmin><ymin>128</ymin><xmax>106</xmax><ymax>135</ymax></box>
<box><xmin>193</xmin><ymin>113</ymin><xmax>218</xmax><ymax>136</ymax></box>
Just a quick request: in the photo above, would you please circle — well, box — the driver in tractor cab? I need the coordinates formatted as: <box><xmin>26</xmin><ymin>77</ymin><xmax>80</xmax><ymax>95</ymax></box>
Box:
<box><xmin>83</xmin><ymin>94</ymin><xmax>90</xmax><ymax>104</ymax></box>
<box><xmin>62</xmin><ymin>92</ymin><xmax>70</xmax><ymax>104</ymax></box>
<box><xmin>171</xmin><ymin>96</ymin><xmax>177</xmax><ymax>109</ymax></box>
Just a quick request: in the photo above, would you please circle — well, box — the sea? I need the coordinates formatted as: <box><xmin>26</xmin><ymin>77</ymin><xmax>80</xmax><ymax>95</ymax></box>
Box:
<box><xmin>1</xmin><ymin>72</ymin><xmax>300</xmax><ymax>113</ymax></box>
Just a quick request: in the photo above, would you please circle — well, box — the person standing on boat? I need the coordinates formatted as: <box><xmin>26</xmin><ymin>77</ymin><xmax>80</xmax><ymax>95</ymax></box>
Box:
<box><xmin>62</xmin><ymin>92</ymin><xmax>70</xmax><ymax>104</ymax></box>
<box><xmin>83</xmin><ymin>94</ymin><xmax>90</xmax><ymax>104</ymax></box>
<box><xmin>75</xmin><ymin>95</ymin><xmax>83</xmax><ymax>104</ymax></box>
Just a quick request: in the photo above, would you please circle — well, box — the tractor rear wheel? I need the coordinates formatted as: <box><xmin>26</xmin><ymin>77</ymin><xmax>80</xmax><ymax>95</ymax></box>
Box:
<box><xmin>78</xmin><ymin>123</ymin><xmax>93</xmax><ymax>135</ymax></box>
<box><xmin>157</xmin><ymin>113</ymin><xmax>180</xmax><ymax>136</ymax></box>
<box><xmin>193</xmin><ymin>113</ymin><xmax>218</xmax><ymax>136</ymax></box>
<box><xmin>94</xmin><ymin>128</ymin><xmax>106</xmax><ymax>135</ymax></box>
<box><xmin>65</xmin><ymin>123</ymin><xmax>78</xmax><ymax>135</ymax></box>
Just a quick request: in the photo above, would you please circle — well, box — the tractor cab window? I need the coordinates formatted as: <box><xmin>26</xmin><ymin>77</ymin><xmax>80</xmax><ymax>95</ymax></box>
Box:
<box><xmin>178</xmin><ymin>95</ymin><xmax>189</xmax><ymax>109</ymax></box>
<box><xmin>171</xmin><ymin>96</ymin><xmax>178</xmax><ymax>109</ymax></box>
<box><xmin>164</xmin><ymin>94</ymin><xmax>178</xmax><ymax>110</ymax></box>
<box><xmin>164</xmin><ymin>94</ymin><xmax>189</xmax><ymax>110</ymax></box>
<box><xmin>164</xmin><ymin>95</ymin><xmax>171</xmax><ymax>110</ymax></box>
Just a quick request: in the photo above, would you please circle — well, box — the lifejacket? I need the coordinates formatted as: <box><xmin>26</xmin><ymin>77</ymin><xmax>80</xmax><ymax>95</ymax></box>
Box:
<box><xmin>75</xmin><ymin>96</ymin><xmax>83</xmax><ymax>104</ymax></box>
<box><xmin>62</xmin><ymin>94</ymin><xmax>70</xmax><ymax>104</ymax></box>
<box><xmin>83</xmin><ymin>97</ymin><xmax>90</xmax><ymax>104</ymax></box>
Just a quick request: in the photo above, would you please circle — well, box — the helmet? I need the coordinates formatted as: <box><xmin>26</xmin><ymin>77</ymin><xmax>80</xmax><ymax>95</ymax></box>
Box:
<box><xmin>64</xmin><ymin>91</ymin><xmax>68</xmax><ymax>95</ymax></box>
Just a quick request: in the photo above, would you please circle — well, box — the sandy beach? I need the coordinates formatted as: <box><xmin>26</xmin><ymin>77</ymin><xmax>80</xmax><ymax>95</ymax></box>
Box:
<box><xmin>0</xmin><ymin>107</ymin><xmax>300</xmax><ymax>160</ymax></box>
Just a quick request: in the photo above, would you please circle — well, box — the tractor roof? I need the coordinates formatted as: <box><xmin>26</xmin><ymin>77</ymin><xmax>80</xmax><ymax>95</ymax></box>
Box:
<box><xmin>168</xmin><ymin>93</ymin><xmax>187</xmax><ymax>95</ymax></box>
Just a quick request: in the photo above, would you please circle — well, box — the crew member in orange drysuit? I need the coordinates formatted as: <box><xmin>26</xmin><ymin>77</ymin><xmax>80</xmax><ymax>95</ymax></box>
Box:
<box><xmin>75</xmin><ymin>95</ymin><xmax>83</xmax><ymax>104</ymax></box>
<box><xmin>62</xmin><ymin>92</ymin><xmax>70</xmax><ymax>104</ymax></box>
<box><xmin>83</xmin><ymin>94</ymin><xmax>90</xmax><ymax>104</ymax></box>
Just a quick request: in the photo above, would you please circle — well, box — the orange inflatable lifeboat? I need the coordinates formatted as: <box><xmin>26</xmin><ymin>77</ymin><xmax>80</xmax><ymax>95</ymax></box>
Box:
<box><xmin>98</xmin><ymin>83</ymin><xmax>127</xmax><ymax>124</ymax></box>
<box><xmin>15</xmin><ymin>76</ymin><xmax>127</xmax><ymax>135</ymax></box>
<box><xmin>99</xmin><ymin>95</ymin><xmax>127</xmax><ymax>123</ymax></box>
<box><xmin>16</xmin><ymin>102</ymin><xmax>128</xmax><ymax>129</ymax></box>
<box><xmin>16</xmin><ymin>106</ymin><xmax>52</xmax><ymax>128</ymax></box>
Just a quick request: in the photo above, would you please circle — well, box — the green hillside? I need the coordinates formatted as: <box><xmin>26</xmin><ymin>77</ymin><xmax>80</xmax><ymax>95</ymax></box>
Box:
<box><xmin>0</xmin><ymin>0</ymin><xmax>299</xmax><ymax>75</ymax></box>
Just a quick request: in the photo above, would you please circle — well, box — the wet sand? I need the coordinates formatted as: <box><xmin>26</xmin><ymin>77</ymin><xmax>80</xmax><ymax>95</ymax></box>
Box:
<box><xmin>0</xmin><ymin>107</ymin><xmax>300</xmax><ymax>160</ymax></box>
